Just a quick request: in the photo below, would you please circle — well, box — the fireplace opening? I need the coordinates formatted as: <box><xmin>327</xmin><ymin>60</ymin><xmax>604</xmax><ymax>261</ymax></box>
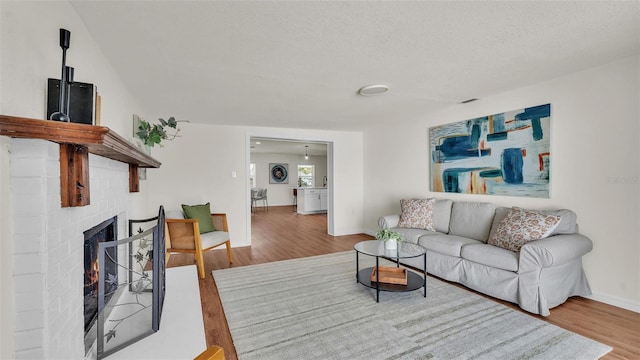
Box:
<box><xmin>84</xmin><ymin>216</ymin><xmax>118</xmax><ymax>334</ymax></box>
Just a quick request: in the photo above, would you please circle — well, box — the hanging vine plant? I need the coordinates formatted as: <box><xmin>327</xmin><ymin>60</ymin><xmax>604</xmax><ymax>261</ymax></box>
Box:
<box><xmin>135</xmin><ymin>116</ymin><xmax>184</xmax><ymax>147</ymax></box>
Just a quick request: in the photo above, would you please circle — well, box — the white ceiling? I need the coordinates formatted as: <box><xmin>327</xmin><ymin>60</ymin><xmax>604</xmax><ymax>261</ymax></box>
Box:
<box><xmin>71</xmin><ymin>1</ymin><xmax>639</xmax><ymax>131</ymax></box>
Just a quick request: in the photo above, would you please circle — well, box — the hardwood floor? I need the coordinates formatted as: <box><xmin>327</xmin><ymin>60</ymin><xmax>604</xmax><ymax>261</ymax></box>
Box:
<box><xmin>167</xmin><ymin>206</ymin><xmax>639</xmax><ymax>360</ymax></box>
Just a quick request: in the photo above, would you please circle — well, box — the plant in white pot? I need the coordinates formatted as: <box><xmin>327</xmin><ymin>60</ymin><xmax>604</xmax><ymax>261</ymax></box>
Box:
<box><xmin>376</xmin><ymin>228</ymin><xmax>403</xmax><ymax>250</ymax></box>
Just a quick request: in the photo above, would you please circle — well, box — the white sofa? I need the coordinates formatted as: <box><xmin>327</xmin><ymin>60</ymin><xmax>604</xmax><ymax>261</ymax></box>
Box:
<box><xmin>378</xmin><ymin>199</ymin><xmax>593</xmax><ymax>316</ymax></box>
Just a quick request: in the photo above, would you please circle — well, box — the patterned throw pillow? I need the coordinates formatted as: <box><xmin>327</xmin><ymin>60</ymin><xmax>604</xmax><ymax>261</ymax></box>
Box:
<box><xmin>397</xmin><ymin>198</ymin><xmax>435</xmax><ymax>231</ymax></box>
<box><xmin>488</xmin><ymin>207</ymin><xmax>561</xmax><ymax>252</ymax></box>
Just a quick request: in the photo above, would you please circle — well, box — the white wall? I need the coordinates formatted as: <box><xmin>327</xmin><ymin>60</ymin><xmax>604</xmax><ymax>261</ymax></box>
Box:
<box><xmin>0</xmin><ymin>136</ymin><xmax>13</xmax><ymax>359</ymax></box>
<box><xmin>364</xmin><ymin>56</ymin><xmax>640</xmax><ymax>312</ymax></box>
<box><xmin>145</xmin><ymin>123</ymin><xmax>364</xmax><ymax>246</ymax></box>
<box><xmin>0</xmin><ymin>1</ymin><xmax>14</xmax><ymax>356</ymax></box>
<box><xmin>142</xmin><ymin>123</ymin><xmax>249</xmax><ymax>244</ymax></box>
<box><xmin>0</xmin><ymin>1</ymin><xmax>10</xmax><ymax>355</ymax></box>
<box><xmin>0</xmin><ymin>1</ymin><xmax>151</xmax><ymax>357</ymax></box>
<box><xmin>0</xmin><ymin>1</ymin><xmax>152</xmax><ymax>228</ymax></box>
<box><xmin>250</xmin><ymin>152</ymin><xmax>328</xmax><ymax>206</ymax></box>
<box><xmin>0</xmin><ymin>2</ymin><xmax>141</xmax><ymax>135</ymax></box>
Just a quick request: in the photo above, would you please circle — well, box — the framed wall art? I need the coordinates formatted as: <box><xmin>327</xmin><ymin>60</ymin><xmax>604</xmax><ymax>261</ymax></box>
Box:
<box><xmin>429</xmin><ymin>104</ymin><xmax>551</xmax><ymax>198</ymax></box>
<box><xmin>269</xmin><ymin>163</ymin><xmax>289</xmax><ymax>184</ymax></box>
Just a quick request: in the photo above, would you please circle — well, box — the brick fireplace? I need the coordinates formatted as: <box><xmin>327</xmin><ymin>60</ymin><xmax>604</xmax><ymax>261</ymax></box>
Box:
<box><xmin>9</xmin><ymin>138</ymin><xmax>130</xmax><ymax>359</ymax></box>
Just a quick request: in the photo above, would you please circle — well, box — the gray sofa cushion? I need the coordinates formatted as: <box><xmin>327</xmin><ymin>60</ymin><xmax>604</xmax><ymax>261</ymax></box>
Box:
<box><xmin>448</xmin><ymin>201</ymin><xmax>495</xmax><ymax>242</ymax></box>
<box><xmin>391</xmin><ymin>227</ymin><xmax>436</xmax><ymax>244</ymax></box>
<box><xmin>540</xmin><ymin>209</ymin><xmax>578</xmax><ymax>235</ymax></box>
<box><xmin>461</xmin><ymin>243</ymin><xmax>519</xmax><ymax>272</ymax></box>
<box><xmin>418</xmin><ymin>234</ymin><xmax>483</xmax><ymax>257</ymax></box>
<box><xmin>489</xmin><ymin>207</ymin><xmax>578</xmax><ymax>241</ymax></box>
<box><xmin>433</xmin><ymin>199</ymin><xmax>453</xmax><ymax>233</ymax></box>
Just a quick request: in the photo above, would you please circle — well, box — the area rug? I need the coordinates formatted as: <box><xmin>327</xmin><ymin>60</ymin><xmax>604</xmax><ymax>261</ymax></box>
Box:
<box><xmin>212</xmin><ymin>251</ymin><xmax>612</xmax><ymax>360</ymax></box>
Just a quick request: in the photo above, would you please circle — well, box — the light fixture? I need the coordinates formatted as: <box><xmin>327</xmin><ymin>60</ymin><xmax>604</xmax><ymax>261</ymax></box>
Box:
<box><xmin>304</xmin><ymin>145</ymin><xmax>309</xmax><ymax>160</ymax></box>
<box><xmin>358</xmin><ymin>84</ymin><xmax>389</xmax><ymax>96</ymax></box>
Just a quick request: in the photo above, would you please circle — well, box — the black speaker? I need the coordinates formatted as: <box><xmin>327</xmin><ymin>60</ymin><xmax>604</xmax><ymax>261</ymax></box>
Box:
<box><xmin>47</xmin><ymin>78</ymin><xmax>96</xmax><ymax>125</ymax></box>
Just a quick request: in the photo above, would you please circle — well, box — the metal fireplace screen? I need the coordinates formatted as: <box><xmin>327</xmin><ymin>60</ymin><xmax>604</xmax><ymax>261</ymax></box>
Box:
<box><xmin>93</xmin><ymin>206</ymin><xmax>166</xmax><ymax>359</ymax></box>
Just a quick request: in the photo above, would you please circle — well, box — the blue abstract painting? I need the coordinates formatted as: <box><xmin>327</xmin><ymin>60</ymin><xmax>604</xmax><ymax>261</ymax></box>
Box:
<box><xmin>430</xmin><ymin>104</ymin><xmax>551</xmax><ymax>198</ymax></box>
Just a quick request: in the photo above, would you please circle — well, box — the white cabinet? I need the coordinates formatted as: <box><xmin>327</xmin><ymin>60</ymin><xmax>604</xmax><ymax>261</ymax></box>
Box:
<box><xmin>304</xmin><ymin>189</ymin><xmax>321</xmax><ymax>211</ymax></box>
<box><xmin>297</xmin><ymin>188</ymin><xmax>327</xmax><ymax>214</ymax></box>
<box><xmin>320</xmin><ymin>190</ymin><xmax>327</xmax><ymax>211</ymax></box>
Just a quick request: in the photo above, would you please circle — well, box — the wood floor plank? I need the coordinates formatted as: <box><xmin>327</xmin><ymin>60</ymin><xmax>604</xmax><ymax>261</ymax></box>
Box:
<box><xmin>167</xmin><ymin>205</ymin><xmax>639</xmax><ymax>360</ymax></box>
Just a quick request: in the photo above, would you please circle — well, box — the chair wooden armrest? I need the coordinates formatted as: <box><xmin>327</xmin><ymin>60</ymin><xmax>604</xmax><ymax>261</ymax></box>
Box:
<box><xmin>165</xmin><ymin>219</ymin><xmax>197</xmax><ymax>264</ymax></box>
<box><xmin>165</xmin><ymin>218</ymin><xmax>201</xmax><ymax>250</ymax></box>
<box><xmin>211</xmin><ymin>213</ymin><xmax>229</xmax><ymax>232</ymax></box>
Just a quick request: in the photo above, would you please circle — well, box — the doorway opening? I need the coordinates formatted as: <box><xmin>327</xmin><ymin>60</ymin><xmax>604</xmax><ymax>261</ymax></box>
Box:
<box><xmin>247</xmin><ymin>136</ymin><xmax>333</xmax><ymax>242</ymax></box>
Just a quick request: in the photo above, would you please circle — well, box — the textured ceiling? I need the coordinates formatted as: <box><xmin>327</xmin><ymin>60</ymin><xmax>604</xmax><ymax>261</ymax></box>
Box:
<box><xmin>71</xmin><ymin>1</ymin><xmax>639</xmax><ymax>131</ymax></box>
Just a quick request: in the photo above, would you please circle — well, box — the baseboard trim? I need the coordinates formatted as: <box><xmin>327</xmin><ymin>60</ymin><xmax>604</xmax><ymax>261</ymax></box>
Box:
<box><xmin>363</xmin><ymin>229</ymin><xmax>376</xmax><ymax>237</ymax></box>
<box><xmin>585</xmin><ymin>292</ymin><xmax>640</xmax><ymax>313</ymax></box>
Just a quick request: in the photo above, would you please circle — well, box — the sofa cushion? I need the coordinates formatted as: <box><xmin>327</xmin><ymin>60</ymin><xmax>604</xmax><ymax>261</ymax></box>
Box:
<box><xmin>182</xmin><ymin>202</ymin><xmax>216</xmax><ymax>233</ymax></box>
<box><xmin>418</xmin><ymin>234</ymin><xmax>483</xmax><ymax>257</ymax></box>
<box><xmin>397</xmin><ymin>198</ymin><xmax>435</xmax><ymax>231</ymax></box>
<box><xmin>433</xmin><ymin>199</ymin><xmax>453</xmax><ymax>233</ymax></box>
<box><xmin>391</xmin><ymin>227</ymin><xmax>436</xmax><ymax>244</ymax></box>
<box><xmin>461</xmin><ymin>244</ymin><xmax>519</xmax><ymax>272</ymax></box>
<box><xmin>448</xmin><ymin>201</ymin><xmax>495</xmax><ymax>242</ymax></box>
<box><xmin>488</xmin><ymin>207</ymin><xmax>561</xmax><ymax>252</ymax></box>
<box><xmin>489</xmin><ymin>207</ymin><xmax>578</xmax><ymax>240</ymax></box>
<box><xmin>539</xmin><ymin>209</ymin><xmax>578</xmax><ymax>235</ymax></box>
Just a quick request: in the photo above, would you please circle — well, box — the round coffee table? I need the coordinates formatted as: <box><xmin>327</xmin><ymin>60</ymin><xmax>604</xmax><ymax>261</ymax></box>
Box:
<box><xmin>354</xmin><ymin>240</ymin><xmax>427</xmax><ymax>302</ymax></box>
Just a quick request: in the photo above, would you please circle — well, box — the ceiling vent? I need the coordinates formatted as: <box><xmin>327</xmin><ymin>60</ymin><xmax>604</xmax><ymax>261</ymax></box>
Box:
<box><xmin>460</xmin><ymin>98</ymin><xmax>478</xmax><ymax>104</ymax></box>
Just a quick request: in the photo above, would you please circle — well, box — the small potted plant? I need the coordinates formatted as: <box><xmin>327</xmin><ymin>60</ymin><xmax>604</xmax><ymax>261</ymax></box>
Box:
<box><xmin>376</xmin><ymin>228</ymin><xmax>403</xmax><ymax>250</ymax></box>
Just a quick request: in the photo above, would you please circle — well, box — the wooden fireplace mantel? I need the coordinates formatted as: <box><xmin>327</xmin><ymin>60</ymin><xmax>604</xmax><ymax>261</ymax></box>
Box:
<box><xmin>0</xmin><ymin>115</ymin><xmax>161</xmax><ymax>207</ymax></box>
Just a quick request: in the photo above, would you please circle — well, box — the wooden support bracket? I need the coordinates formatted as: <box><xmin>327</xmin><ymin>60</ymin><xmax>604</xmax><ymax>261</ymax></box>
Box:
<box><xmin>129</xmin><ymin>164</ymin><xmax>140</xmax><ymax>192</ymax></box>
<box><xmin>60</xmin><ymin>143</ymin><xmax>90</xmax><ymax>207</ymax></box>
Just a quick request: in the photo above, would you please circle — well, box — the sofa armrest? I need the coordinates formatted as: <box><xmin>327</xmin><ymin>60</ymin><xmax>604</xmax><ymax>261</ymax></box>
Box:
<box><xmin>378</xmin><ymin>215</ymin><xmax>400</xmax><ymax>229</ymax></box>
<box><xmin>520</xmin><ymin>233</ymin><xmax>593</xmax><ymax>268</ymax></box>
